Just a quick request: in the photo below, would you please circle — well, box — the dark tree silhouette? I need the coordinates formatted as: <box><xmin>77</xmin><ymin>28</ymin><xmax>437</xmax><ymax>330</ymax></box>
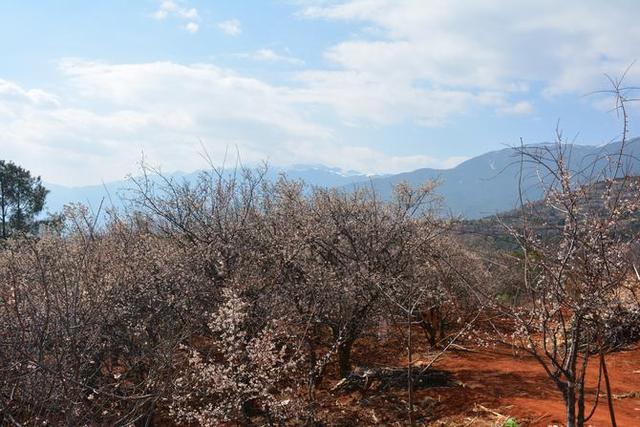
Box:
<box><xmin>0</xmin><ymin>160</ymin><xmax>48</xmax><ymax>239</ymax></box>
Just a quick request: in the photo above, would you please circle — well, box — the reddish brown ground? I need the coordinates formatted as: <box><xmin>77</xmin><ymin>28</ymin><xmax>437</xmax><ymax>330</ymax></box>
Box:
<box><xmin>315</xmin><ymin>331</ymin><xmax>640</xmax><ymax>426</ymax></box>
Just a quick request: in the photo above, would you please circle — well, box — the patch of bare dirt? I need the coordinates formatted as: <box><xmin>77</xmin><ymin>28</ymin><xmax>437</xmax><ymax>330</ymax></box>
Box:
<box><xmin>316</xmin><ymin>330</ymin><xmax>640</xmax><ymax>426</ymax></box>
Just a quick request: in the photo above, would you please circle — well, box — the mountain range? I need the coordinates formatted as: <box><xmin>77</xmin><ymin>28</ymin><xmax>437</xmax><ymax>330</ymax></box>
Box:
<box><xmin>45</xmin><ymin>139</ymin><xmax>640</xmax><ymax>219</ymax></box>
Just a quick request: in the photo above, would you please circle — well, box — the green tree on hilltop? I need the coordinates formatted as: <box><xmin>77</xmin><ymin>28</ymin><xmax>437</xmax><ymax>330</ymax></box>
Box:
<box><xmin>0</xmin><ymin>161</ymin><xmax>48</xmax><ymax>239</ymax></box>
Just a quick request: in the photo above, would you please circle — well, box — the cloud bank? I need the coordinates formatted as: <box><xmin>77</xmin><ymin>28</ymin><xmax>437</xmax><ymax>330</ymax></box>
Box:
<box><xmin>2</xmin><ymin>0</ymin><xmax>639</xmax><ymax>185</ymax></box>
<box><xmin>1</xmin><ymin>61</ymin><xmax>465</xmax><ymax>185</ymax></box>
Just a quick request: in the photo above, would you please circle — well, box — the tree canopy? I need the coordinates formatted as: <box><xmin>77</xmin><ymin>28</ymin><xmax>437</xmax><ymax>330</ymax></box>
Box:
<box><xmin>0</xmin><ymin>160</ymin><xmax>48</xmax><ymax>239</ymax></box>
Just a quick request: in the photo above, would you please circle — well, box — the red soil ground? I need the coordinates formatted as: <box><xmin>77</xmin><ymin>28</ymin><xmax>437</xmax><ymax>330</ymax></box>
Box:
<box><xmin>317</xmin><ymin>332</ymin><xmax>640</xmax><ymax>426</ymax></box>
<box><xmin>433</xmin><ymin>345</ymin><xmax>640</xmax><ymax>426</ymax></box>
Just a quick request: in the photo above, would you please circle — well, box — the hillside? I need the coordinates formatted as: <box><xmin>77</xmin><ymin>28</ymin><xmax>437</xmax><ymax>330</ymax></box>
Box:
<box><xmin>457</xmin><ymin>176</ymin><xmax>640</xmax><ymax>251</ymax></box>
<box><xmin>347</xmin><ymin>138</ymin><xmax>640</xmax><ymax>218</ymax></box>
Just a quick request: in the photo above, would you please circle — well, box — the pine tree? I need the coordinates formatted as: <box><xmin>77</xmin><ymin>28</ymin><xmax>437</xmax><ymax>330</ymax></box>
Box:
<box><xmin>0</xmin><ymin>161</ymin><xmax>48</xmax><ymax>239</ymax></box>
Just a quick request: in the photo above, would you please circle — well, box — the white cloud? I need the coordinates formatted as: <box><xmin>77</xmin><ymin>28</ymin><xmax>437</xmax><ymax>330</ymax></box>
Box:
<box><xmin>152</xmin><ymin>0</ymin><xmax>199</xmax><ymax>32</ymax></box>
<box><xmin>0</xmin><ymin>79</ymin><xmax>60</xmax><ymax>108</ymax></box>
<box><xmin>297</xmin><ymin>0</ymin><xmax>640</xmax><ymax>123</ymax></box>
<box><xmin>152</xmin><ymin>9</ymin><xmax>169</xmax><ymax>20</ymax></box>
<box><xmin>498</xmin><ymin>101</ymin><xmax>534</xmax><ymax>116</ymax></box>
<box><xmin>218</xmin><ymin>19</ymin><xmax>242</xmax><ymax>36</ymax></box>
<box><xmin>177</xmin><ymin>7</ymin><xmax>198</xmax><ymax>20</ymax></box>
<box><xmin>57</xmin><ymin>60</ymin><xmax>331</xmax><ymax>139</ymax></box>
<box><xmin>294</xmin><ymin>69</ymin><xmax>505</xmax><ymax>127</ymax></box>
<box><xmin>236</xmin><ymin>49</ymin><xmax>304</xmax><ymax>65</ymax></box>
<box><xmin>0</xmin><ymin>61</ymin><xmax>320</xmax><ymax>185</ymax></box>
<box><xmin>184</xmin><ymin>22</ymin><xmax>199</xmax><ymax>33</ymax></box>
<box><xmin>0</xmin><ymin>60</ymin><xmax>470</xmax><ymax>185</ymax></box>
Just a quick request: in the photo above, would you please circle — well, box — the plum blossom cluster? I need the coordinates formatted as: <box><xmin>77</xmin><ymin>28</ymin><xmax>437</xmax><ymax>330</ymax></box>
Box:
<box><xmin>169</xmin><ymin>289</ymin><xmax>303</xmax><ymax>425</ymax></box>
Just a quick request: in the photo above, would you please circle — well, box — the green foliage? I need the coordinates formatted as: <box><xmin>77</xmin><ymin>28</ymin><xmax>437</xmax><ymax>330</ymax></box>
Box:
<box><xmin>503</xmin><ymin>417</ymin><xmax>520</xmax><ymax>427</ymax></box>
<box><xmin>0</xmin><ymin>160</ymin><xmax>48</xmax><ymax>239</ymax></box>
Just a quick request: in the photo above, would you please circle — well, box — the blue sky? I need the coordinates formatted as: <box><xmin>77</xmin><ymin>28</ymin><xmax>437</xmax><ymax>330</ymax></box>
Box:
<box><xmin>1</xmin><ymin>0</ymin><xmax>638</xmax><ymax>185</ymax></box>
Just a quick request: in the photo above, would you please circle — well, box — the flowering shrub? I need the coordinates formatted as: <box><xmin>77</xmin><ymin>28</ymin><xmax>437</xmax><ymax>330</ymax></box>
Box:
<box><xmin>169</xmin><ymin>289</ymin><xmax>304</xmax><ymax>425</ymax></box>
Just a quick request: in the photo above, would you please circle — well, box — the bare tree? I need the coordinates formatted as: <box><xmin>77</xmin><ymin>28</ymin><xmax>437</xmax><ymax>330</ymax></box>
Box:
<box><xmin>491</xmin><ymin>78</ymin><xmax>640</xmax><ymax>427</ymax></box>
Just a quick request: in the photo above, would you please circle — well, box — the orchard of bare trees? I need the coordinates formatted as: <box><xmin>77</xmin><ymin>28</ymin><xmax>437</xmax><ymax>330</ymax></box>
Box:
<box><xmin>0</xmin><ymin>163</ymin><xmax>478</xmax><ymax>425</ymax></box>
<box><xmin>1</xmin><ymin>94</ymin><xmax>639</xmax><ymax>426</ymax></box>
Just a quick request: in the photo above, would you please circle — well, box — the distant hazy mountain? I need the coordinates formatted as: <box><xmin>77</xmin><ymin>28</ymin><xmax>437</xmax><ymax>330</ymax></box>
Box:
<box><xmin>45</xmin><ymin>139</ymin><xmax>640</xmax><ymax>219</ymax></box>
<box><xmin>44</xmin><ymin>164</ymin><xmax>374</xmax><ymax>215</ymax></box>
<box><xmin>346</xmin><ymin>139</ymin><xmax>640</xmax><ymax>218</ymax></box>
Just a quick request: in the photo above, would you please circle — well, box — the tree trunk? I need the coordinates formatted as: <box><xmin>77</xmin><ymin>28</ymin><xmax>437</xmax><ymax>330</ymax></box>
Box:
<box><xmin>566</xmin><ymin>316</ymin><xmax>581</xmax><ymax>427</ymax></box>
<box><xmin>407</xmin><ymin>310</ymin><xmax>415</xmax><ymax>427</ymax></box>
<box><xmin>577</xmin><ymin>349</ymin><xmax>590</xmax><ymax>427</ymax></box>
<box><xmin>307</xmin><ymin>338</ymin><xmax>318</xmax><ymax>401</ymax></box>
<box><xmin>601</xmin><ymin>353</ymin><xmax>618</xmax><ymax>427</ymax></box>
<box><xmin>566</xmin><ymin>382</ymin><xmax>576</xmax><ymax>427</ymax></box>
<box><xmin>419</xmin><ymin>306</ymin><xmax>441</xmax><ymax>348</ymax></box>
<box><xmin>1</xmin><ymin>181</ymin><xmax>6</xmax><ymax>239</ymax></box>
<box><xmin>421</xmin><ymin>322</ymin><xmax>436</xmax><ymax>347</ymax></box>
<box><xmin>577</xmin><ymin>380</ymin><xmax>585</xmax><ymax>427</ymax></box>
<box><xmin>338</xmin><ymin>341</ymin><xmax>353</xmax><ymax>378</ymax></box>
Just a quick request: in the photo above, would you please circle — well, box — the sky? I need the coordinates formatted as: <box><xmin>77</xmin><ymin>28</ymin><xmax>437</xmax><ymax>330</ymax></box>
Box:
<box><xmin>1</xmin><ymin>0</ymin><xmax>639</xmax><ymax>186</ymax></box>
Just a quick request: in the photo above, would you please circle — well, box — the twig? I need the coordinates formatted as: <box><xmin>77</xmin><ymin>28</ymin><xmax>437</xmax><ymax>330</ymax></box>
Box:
<box><xmin>474</xmin><ymin>403</ymin><xmax>508</xmax><ymax>419</ymax></box>
<box><xmin>462</xmin><ymin>416</ymin><xmax>478</xmax><ymax>426</ymax></box>
<box><xmin>608</xmin><ymin>391</ymin><xmax>640</xmax><ymax>400</ymax></box>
